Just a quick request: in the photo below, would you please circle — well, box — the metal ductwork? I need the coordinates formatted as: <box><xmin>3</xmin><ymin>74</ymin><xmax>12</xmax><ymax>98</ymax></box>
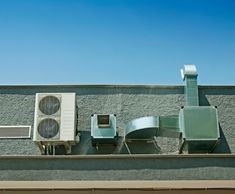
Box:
<box><xmin>181</xmin><ymin>65</ymin><xmax>199</xmax><ymax>106</ymax></box>
<box><xmin>125</xmin><ymin>116</ymin><xmax>159</xmax><ymax>140</ymax></box>
<box><xmin>124</xmin><ymin>64</ymin><xmax>220</xmax><ymax>153</ymax></box>
<box><xmin>179</xmin><ymin>65</ymin><xmax>220</xmax><ymax>153</ymax></box>
<box><xmin>91</xmin><ymin>114</ymin><xmax>118</xmax><ymax>147</ymax></box>
<box><xmin>125</xmin><ymin>116</ymin><xmax>181</xmax><ymax>140</ymax></box>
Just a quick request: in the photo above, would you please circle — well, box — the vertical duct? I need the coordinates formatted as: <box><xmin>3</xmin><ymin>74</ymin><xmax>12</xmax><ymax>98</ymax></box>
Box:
<box><xmin>181</xmin><ymin>65</ymin><xmax>199</xmax><ymax>106</ymax></box>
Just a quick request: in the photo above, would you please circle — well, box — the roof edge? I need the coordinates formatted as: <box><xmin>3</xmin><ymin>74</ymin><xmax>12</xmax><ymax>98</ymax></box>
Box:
<box><xmin>0</xmin><ymin>180</ymin><xmax>235</xmax><ymax>190</ymax></box>
<box><xmin>0</xmin><ymin>84</ymin><xmax>234</xmax><ymax>90</ymax></box>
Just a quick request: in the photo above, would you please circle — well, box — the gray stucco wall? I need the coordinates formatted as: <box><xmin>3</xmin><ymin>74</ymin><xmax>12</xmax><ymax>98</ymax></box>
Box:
<box><xmin>0</xmin><ymin>85</ymin><xmax>234</xmax><ymax>155</ymax></box>
<box><xmin>1</xmin><ymin>155</ymin><xmax>235</xmax><ymax>180</ymax></box>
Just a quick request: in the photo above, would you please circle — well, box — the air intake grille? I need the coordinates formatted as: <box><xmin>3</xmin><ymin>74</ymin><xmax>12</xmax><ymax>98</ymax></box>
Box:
<box><xmin>97</xmin><ymin>115</ymin><xmax>110</xmax><ymax>128</ymax></box>
<box><xmin>0</xmin><ymin>126</ymin><xmax>31</xmax><ymax>138</ymax></box>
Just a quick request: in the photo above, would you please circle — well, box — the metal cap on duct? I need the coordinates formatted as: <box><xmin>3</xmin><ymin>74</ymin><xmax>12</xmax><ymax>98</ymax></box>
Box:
<box><xmin>181</xmin><ymin>65</ymin><xmax>198</xmax><ymax>80</ymax></box>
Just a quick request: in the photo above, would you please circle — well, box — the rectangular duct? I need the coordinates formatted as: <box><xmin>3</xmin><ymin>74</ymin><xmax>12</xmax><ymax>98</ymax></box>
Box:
<box><xmin>179</xmin><ymin>106</ymin><xmax>220</xmax><ymax>152</ymax></box>
<box><xmin>181</xmin><ymin>65</ymin><xmax>199</xmax><ymax>106</ymax></box>
<box><xmin>185</xmin><ymin>76</ymin><xmax>199</xmax><ymax>106</ymax></box>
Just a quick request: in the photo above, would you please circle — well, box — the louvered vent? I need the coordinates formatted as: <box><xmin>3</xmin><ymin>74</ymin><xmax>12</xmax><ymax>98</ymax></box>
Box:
<box><xmin>0</xmin><ymin>126</ymin><xmax>31</xmax><ymax>138</ymax></box>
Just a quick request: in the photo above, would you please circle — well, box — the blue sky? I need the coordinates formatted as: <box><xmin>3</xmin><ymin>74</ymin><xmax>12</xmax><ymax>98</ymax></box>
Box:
<box><xmin>0</xmin><ymin>0</ymin><xmax>234</xmax><ymax>85</ymax></box>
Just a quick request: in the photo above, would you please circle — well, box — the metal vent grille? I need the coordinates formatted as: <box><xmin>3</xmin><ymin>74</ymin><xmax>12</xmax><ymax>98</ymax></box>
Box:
<box><xmin>0</xmin><ymin>126</ymin><xmax>31</xmax><ymax>138</ymax></box>
<box><xmin>97</xmin><ymin>115</ymin><xmax>110</xmax><ymax>128</ymax></box>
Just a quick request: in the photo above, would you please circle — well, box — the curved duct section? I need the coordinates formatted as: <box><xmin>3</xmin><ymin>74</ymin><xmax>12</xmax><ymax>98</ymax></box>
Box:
<box><xmin>125</xmin><ymin>116</ymin><xmax>181</xmax><ymax>140</ymax></box>
<box><xmin>125</xmin><ymin>116</ymin><xmax>159</xmax><ymax>140</ymax></box>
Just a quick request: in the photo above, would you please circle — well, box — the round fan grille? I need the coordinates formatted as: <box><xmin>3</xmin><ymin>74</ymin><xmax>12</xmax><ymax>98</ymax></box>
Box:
<box><xmin>39</xmin><ymin>96</ymin><xmax>60</xmax><ymax>115</ymax></box>
<box><xmin>37</xmin><ymin>118</ymin><xmax>59</xmax><ymax>138</ymax></box>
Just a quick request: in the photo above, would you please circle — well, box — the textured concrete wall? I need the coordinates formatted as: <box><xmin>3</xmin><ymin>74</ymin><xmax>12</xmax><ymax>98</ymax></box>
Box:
<box><xmin>199</xmin><ymin>87</ymin><xmax>235</xmax><ymax>153</ymax></box>
<box><xmin>0</xmin><ymin>85</ymin><xmax>234</xmax><ymax>155</ymax></box>
<box><xmin>0</xmin><ymin>155</ymin><xmax>235</xmax><ymax>180</ymax></box>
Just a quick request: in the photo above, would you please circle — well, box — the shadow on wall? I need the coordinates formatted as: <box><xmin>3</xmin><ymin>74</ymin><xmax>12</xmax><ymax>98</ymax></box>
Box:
<box><xmin>54</xmin><ymin>131</ymin><xmax>163</xmax><ymax>155</ymax></box>
<box><xmin>199</xmin><ymin>90</ymin><xmax>231</xmax><ymax>154</ymax></box>
<box><xmin>216</xmin><ymin>124</ymin><xmax>231</xmax><ymax>153</ymax></box>
<box><xmin>55</xmin><ymin>131</ymin><xmax>128</xmax><ymax>155</ymax></box>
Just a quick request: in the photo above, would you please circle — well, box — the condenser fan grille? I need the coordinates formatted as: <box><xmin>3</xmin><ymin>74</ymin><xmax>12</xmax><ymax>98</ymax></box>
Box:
<box><xmin>37</xmin><ymin>118</ymin><xmax>59</xmax><ymax>139</ymax></box>
<box><xmin>39</xmin><ymin>96</ymin><xmax>60</xmax><ymax>115</ymax></box>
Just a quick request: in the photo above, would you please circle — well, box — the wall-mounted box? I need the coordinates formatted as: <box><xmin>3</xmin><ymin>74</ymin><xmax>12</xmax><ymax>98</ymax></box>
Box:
<box><xmin>179</xmin><ymin>106</ymin><xmax>220</xmax><ymax>152</ymax></box>
<box><xmin>91</xmin><ymin>114</ymin><xmax>118</xmax><ymax>146</ymax></box>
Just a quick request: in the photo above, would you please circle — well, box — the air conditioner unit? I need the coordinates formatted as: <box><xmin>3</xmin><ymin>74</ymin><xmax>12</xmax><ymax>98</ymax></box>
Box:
<box><xmin>33</xmin><ymin>93</ymin><xmax>76</xmax><ymax>154</ymax></box>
